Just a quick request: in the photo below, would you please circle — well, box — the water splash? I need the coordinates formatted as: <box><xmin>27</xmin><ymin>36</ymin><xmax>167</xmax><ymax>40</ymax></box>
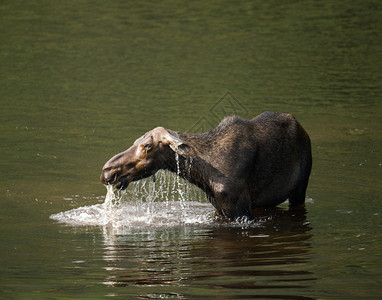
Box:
<box><xmin>50</xmin><ymin>170</ymin><xmax>216</xmax><ymax>229</ymax></box>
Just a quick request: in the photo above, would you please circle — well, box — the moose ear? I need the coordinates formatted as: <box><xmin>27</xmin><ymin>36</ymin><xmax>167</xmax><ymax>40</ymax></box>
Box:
<box><xmin>156</xmin><ymin>127</ymin><xmax>196</xmax><ymax>157</ymax></box>
<box><xmin>169</xmin><ymin>142</ymin><xmax>195</xmax><ymax>157</ymax></box>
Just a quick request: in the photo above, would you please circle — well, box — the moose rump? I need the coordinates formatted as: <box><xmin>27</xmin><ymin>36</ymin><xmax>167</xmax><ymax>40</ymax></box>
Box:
<box><xmin>100</xmin><ymin>112</ymin><xmax>312</xmax><ymax>220</ymax></box>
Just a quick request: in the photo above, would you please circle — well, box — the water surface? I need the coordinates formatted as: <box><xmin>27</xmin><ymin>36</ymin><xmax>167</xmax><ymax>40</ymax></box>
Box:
<box><xmin>1</xmin><ymin>0</ymin><xmax>381</xmax><ymax>299</ymax></box>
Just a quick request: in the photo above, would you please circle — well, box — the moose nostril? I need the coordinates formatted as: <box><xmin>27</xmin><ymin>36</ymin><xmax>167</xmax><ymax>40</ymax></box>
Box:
<box><xmin>101</xmin><ymin>169</ymin><xmax>114</xmax><ymax>183</ymax></box>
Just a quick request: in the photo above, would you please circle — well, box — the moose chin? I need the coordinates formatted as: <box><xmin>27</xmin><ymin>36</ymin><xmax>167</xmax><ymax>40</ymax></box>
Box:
<box><xmin>100</xmin><ymin>111</ymin><xmax>312</xmax><ymax>220</ymax></box>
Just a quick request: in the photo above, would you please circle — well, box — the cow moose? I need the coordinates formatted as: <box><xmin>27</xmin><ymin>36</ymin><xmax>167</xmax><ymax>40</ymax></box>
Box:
<box><xmin>100</xmin><ymin>111</ymin><xmax>312</xmax><ymax>220</ymax></box>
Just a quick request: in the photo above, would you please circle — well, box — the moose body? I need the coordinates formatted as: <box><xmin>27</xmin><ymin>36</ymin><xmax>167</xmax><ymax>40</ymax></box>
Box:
<box><xmin>100</xmin><ymin>112</ymin><xmax>312</xmax><ymax>219</ymax></box>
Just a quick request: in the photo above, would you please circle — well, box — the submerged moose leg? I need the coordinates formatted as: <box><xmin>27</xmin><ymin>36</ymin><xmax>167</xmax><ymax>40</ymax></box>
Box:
<box><xmin>289</xmin><ymin>152</ymin><xmax>312</xmax><ymax>208</ymax></box>
<box><xmin>288</xmin><ymin>179</ymin><xmax>309</xmax><ymax>207</ymax></box>
<box><xmin>220</xmin><ymin>190</ymin><xmax>253</xmax><ymax>220</ymax></box>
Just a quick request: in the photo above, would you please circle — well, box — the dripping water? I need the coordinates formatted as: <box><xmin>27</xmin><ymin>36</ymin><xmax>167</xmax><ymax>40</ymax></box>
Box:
<box><xmin>50</xmin><ymin>169</ymin><xmax>215</xmax><ymax>230</ymax></box>
<box><xmin>175</xmin><ymin>153</ymin><xmax>189</xmax><ymax>220</ymax></box>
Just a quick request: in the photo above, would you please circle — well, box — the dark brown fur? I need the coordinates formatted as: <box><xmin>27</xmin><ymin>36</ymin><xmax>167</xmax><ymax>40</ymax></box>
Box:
<box><xmin>101</xmin><ymin>111</ymin><xmax>312</xmax><ymax>220</ymax></box>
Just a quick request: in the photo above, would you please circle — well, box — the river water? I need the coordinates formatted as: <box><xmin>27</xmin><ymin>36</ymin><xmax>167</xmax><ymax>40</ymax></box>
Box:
<box><xmin>1</xmin><ymin>0</ymin><xmax>381</xmax><ymax>299</ymax></box>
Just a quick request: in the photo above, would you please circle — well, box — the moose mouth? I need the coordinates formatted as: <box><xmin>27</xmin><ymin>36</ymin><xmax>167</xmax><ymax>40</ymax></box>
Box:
<box><xmin>101</xmin><ymin>169</ymin><xmax>154</xmax><ymax>190</ymax></box>
<box><xmin>101</xmin><ymin>171</ymin><xmax>130</xmax><ymax>190</ymax></box>
<box><xmin>114</xmin><ymin>175</ymin><xmax>130</xmax><ymax>190</ymax></box>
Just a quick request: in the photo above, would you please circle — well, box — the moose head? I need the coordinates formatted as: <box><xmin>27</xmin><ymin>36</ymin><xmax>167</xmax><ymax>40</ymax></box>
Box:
<box><xmin>100</xmin><ymin>127</ymin><xmax>195</xmax><ymax>190</ymax></box>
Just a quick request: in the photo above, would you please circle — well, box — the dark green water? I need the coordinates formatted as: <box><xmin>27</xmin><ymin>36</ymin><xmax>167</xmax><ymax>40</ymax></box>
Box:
<box><xmin>1</xmin><ymin>0</ymin><xmax>381</xmax><ymax>299</ymax></box>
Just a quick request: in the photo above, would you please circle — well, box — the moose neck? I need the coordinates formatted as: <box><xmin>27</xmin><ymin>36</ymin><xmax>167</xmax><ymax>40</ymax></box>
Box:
<box><xmin>162</xmin><ymin>145</ymin><xmax>214</xmax><ymax>199</ymax></box>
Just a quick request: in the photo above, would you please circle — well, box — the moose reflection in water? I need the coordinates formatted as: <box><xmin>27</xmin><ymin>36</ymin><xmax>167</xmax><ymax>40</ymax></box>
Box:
<box><xmin>101</xmin><ymin>112</ymin><xmax>312</xmax><ymax>220</ymax></box>
<box><xmin>102</xmin><ymin>207</ymin><xmax>315</xmax><ymax>299</ymax></box>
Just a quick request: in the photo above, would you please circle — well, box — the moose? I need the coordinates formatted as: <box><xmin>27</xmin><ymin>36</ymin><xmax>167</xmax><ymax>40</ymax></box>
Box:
<box><xmin>100</xmin><ymin>111</ymin><xmax>312</xmax><ymax>220</ymax></box>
